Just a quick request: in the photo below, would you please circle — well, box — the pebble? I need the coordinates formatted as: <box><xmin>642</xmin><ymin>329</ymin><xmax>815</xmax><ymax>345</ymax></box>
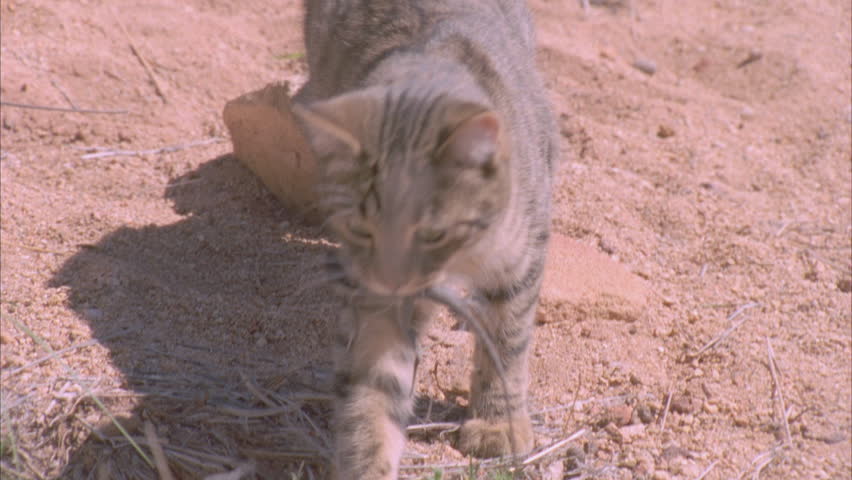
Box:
<box><xmin>620</xmin><ymin>424</ymin><xmax>646</xmax><ymax>443</ymax></box>
<box><xmin>633</xmin><ymin>58</ymin><xmax>657</xmax><ymax>75</ymax></box>
<box><xmin>636</xmin><ymin>403</ymin><xmax>656</xmax><ymax>424</ymax></box>
<box><xmin>702</xmin><ymin>401</ymin><xmax>719</xmax><ymax>415</ymax></box>
<box><xmin>657</xmin><ymin>124</ymin><xmax>676</xmax><ymax>138</ymax></box>
<box><xmin>609</xmin><ymin>405</ymin><xmax>634</xmax><ymax>426</ymax></box>
<box><xmin>652</xmin><ymin>471</ymin><xmax>672</xmax><ymax>480</ymax></box>
<box><xmin>670</xmin><ymin>394</ymin><xmax>697</xmax><ymax>414</ymax></box>
<box><xmin>544</xmin><ymin>460</ymin><xmax>564</xmax><ymax>480</ymax></box>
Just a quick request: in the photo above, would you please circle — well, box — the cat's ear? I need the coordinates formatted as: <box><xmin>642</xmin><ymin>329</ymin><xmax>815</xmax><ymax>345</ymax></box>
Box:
<box><xmin>292</xmin><ymin>101</ymin><xmax>362</xmax><ymax>160</ymax></box>
<box><xmin>436</xmin><ymin>109</ymin><xmax>502</xmax><ymax>177</ymax></box>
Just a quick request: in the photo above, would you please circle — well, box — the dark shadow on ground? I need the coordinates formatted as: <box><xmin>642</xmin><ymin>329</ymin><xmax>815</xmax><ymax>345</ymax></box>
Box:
<box><xmin>51</xmin><ymin>155</ymin><xmax>463</xmax><ymax>479</ymax></box>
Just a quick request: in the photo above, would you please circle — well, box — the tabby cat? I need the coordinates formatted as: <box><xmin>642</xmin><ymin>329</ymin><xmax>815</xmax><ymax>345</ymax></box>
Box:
<box><xmin>291</xmin><ymin>1</ymin><xmax>556</xmax><ymax>478</ymax></box>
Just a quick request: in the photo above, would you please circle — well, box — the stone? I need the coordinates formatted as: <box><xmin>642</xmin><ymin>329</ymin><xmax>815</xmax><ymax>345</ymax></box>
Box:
<box><xmin>539</xmin><ymin>234</ymin><xmax>650</xmax><ymax>323</ymax></box>
<box><xmin>223</xmin><ymin>82</ymin><xmax>321</xmax><ymax>222</ymax></box>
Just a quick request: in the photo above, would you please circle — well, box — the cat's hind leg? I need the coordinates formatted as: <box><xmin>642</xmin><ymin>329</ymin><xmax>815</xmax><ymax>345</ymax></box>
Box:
<box><xmin>457</xmin><ymin>255</ymin><xmax>544</xmax><ymax>458</ymax></box>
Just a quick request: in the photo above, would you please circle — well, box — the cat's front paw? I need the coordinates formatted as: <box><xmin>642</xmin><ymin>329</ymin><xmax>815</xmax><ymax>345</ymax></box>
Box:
<box><xmin>456</xmin><ymin>416</ymin><xmax>534</xmax><ymax>458</ymax></box>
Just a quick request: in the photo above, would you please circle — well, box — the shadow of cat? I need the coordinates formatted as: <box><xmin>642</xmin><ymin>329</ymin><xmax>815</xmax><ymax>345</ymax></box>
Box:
<box><xmin>51</xmin><ymin>154</ymin><xmax>462</xmax><ymax>479</ymax></box>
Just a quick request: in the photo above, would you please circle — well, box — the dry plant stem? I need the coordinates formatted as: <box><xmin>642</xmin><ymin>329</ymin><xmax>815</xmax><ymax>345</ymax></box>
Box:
<box><xmin>143</xmin><ymin>421</ymin><xmax>176</xmax><ymax>480</ymax></box>
<box><xmin>0</xmin><ymin>101</ymin><xmax>128</xmax><ymax>115</ymax></box>
<box><xmin>79</xmin><ymin>137</ymin><xmax>224</xmax><ymax>159</ymax></box>
<box><xmin>737</xmin><ymin>445</ymin><xmax>783</xmax><ymax>480</ymax></box>
<box><xmin>1</xmin><ymin>240</ymin><xmax>70</xmax><ymax>255</ymax></box>
<box><xmin>660</xmin><ymin>390</ymin><xmax>673</xmax><ymax>432</ymax></box>
<box><xmin>690</xmin><ymin>302</ymin><xmax>761</xmax><ymax>358</ymax></box>
<box><xmin>805</xmin><ymin>248</ymin><xmax>852</xmax><ymax>275</ymax></box>
<box><xmin>239</xmin><ymin>371</ymin><xmax>278</xmax><ymax>408</ymax></box>
<box><xmin>766</xmin><ymin>338</ymin><xmax>792</xmax><ymax>446</ymax></box>
<box><xmin>8</xmin><ymin>317</ymin><xmax>154</xmax><ymax>469</ymax></box>
<box><xmin>3</xmin><ymin>328</ymin><xmax>136</xmax><ymax>379</ymax></box>
<box><xmin>203</xmin><ymin>462</ymin><xmax>255</xmax><ymax>480</ymax></box>
<box><xmin>48</xmin><ymin>78</ymin><xmax>78</xmax><ymax>109</ymax></box>
<box><xmin>112</xmin><ymin>10</ymin><xmax>169</xmax><ymax>103</ymax></box>
<box><xmin>521</xmin><ymin>428</ymin><xmax>587</xmax><ymax>466</ymax></box>
<box><xmin>694</xmin><ymin>460</ymin><xmax>718</xmax><ymax>480</ymax></box>
<box><xmin>406</xmin><ymin>422</ymin><xmax>460</xmax><ymax>434</ymax></box>
<box><xmin>0</xmin><ymin>460</ymin><xmax>35</xmax><ymax>480</ymax></box>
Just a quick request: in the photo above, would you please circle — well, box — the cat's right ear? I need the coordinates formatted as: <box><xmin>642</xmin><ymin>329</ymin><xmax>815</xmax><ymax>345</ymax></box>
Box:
<box><xmin>292</xmin><ymin>103</ymin><xmax>361</xmax><ymax>161</ymax></box>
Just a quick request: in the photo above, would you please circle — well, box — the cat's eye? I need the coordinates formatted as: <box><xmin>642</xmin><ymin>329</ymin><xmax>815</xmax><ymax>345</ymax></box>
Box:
<box><xmin>416</xmin><ymin>228</ymin><xmax>447</xmax><ymax>246</ymax></box>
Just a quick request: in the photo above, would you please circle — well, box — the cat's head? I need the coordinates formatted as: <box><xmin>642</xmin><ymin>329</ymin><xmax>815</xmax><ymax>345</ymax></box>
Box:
<box><xmin>294</xmin><ymin>85</ymin><xmax>510</xmax><ymax>295</ymax></box>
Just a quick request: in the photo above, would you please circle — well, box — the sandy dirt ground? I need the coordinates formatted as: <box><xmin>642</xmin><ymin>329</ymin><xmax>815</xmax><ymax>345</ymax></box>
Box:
<box><xmin>1</xmin><ymin>0</ymin><xmax>850</xmax><ymax>479</ymax></box>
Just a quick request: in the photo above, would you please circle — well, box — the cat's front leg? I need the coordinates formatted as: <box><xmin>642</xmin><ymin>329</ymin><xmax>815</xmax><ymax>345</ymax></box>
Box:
<box><xmin>332</xmin><ymin>300</ymin><xmax>419</xmax><ymax>480</ymax></box>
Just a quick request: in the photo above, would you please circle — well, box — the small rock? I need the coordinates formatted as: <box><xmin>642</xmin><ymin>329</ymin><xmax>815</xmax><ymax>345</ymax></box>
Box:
<box><xmin>619</xmin><ymin>424</ymin><xmax>646</xmax><ymax>442</ymax></box>
<box><xmin>599</xmin><ymin>46</ymin><xmax>618</xmax><ymax>60</ymax></box>
<box><xmin>836</xmin><ymin>278</ymin><xmax>852</xmax><ymax>293</ymax></box>
<box><xmin>604</xmin><ymin>422</ymin><xmax>623</xmax><ymax>443</ymax></box>
<box><xmin>635</xmin><ymin>450</ymin><xmax>655</xmax><ymax>475</ymax></box>
<box><xmin>544</xmin><ymin>460</ymin><xmax>564</xmax><ymax>480</ymax></box>
<box><xmin>661</xmin><ymin>444</ymin><xmax>690</xmax><ymax>461</ymax></box>
<box><xmin>564</xmin><ymin>444</ymin><xmax>586</xmax><ymax>472</ymax></box>
<box><xmin>633</xmin><ymin>58</ymin><xmax>657</xmax><ymax>75</ymax></box>
<box><xmin>651</xmin><ymin>471</ymin><xmax>672</xmax><ymax>480</ymax></box>
<box><xmin>223</xmin><ymin>82</ymin><xmax>321</xmax><ymax>222</ymax></box>
<box><xmin>702</xmin><ymin>401</ymin><xmax>719</xmax><ymax>415</ymax></box>
<box><xmin>255</xmin><ymin>336</ymin><xmax>268</xmax><ymax>347</ymax></box>
<box><xmin>636</xmin><ymin>403</ymin><xmax>656</xmax><ymax>424</ymax></box>
<box><xmin>657</xmin><ymin>125</ymin><xmax>676</xmax><ymax>139</ymax></box>
<box><xmin>670</xmin><ymin>394</ymin><xmax>697</xmax><ymax>414</ymax></box>
<box><xmin>610</xmin><ymin>405</ymin><xmax>634</xmax><ymax>427</ymax></box>
<box><xmin>733</xmin><ymin>416</ymin><xmax>750</xmax><ymax>427</ymax></box>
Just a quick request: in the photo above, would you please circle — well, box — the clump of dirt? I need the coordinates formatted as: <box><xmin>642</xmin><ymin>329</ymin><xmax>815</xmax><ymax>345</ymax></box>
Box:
<box><xmin>1</xmin><ymin>0</ymin><xmax>849</xmax><ymax>479</ymax></box>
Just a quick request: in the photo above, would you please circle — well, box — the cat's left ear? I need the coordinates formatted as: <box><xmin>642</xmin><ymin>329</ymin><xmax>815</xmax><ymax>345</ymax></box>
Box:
<box><xmin>436</xmin><ymin>109</ymin><xmax>502</xmax><ymax>178</ymax></box>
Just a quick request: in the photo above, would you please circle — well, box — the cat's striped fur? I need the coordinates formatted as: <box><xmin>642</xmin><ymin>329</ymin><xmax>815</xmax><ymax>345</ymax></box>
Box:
<box><xmin>292</xmin><ymin>1</ymin><xmax>555</xmax><ymax>478</ymax></box>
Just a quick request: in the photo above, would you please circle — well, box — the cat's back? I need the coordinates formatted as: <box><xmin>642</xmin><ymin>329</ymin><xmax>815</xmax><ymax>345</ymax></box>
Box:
<box><xmin>300</xmin><ymin>0</ymin><xmax>538</xmax><ymax>98</ymax></box>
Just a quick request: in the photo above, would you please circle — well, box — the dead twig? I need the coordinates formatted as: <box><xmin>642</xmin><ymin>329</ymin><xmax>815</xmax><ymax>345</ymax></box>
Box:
<box><xmin>144</xmin><ymin>421</ymin><xmax>176</xmax><ymax>480</ymax></box>
<box><xmin>687</xmin><ymin>302</ymin><xmax>761</xmax><ymax>359</ymax></box>
<box><xmin>694</xmin><ymin>460</ymin><xmax>718</xmax><ymax>480</ymax></box>
<box><xmin>112</xmin><ymin>10</ymin><xmax>169</xmax><ymax>103</ymax></box>
<box><xmin>521</xmin><ymin>428</ymin><xmax>587</xmax><ymax>466</ymax></box>
<box><xmin>48</xmin><ymin>78</ymin><xmax>78</xmax><ymax>110</ymax></box>
<box><xmin>766</xmin><ymin>338</ymin><xmax>792</xmax><ymax>446</ymax></box>
<box><xmin>79</xmin><ymin>137</ymin><xmax>225</xmax><ymax>159</ymax></box>
<box><xmin>0</xmin><ymin>101</ymin><xmax>128</xmax><ymax>115</ymax></box>
<box><xmin>216</xmin><ymin>405</ymin><xmax>293</xmax><ymax>418</ymax></box>
<box><xmin>805</xmin><ymin>248</ymin><xmax>851</xmax><ymax>276</ymax></box>
<box><xmin>239</xmin><ymin>372</ymin><xmax>279</xmax><ymax>409</ymax></box>
<box><xmin>9</xmin><ymin>317</ymin><xmax>154</xmax><ymax>469</ymax></box>
<box><xmin>405</xmin><ymin>422</ymin><xmax>460</xmax><ymax>434</ymax></box>
<box><xmin>2</xmin><ymin>328</ymin><xmax>136</xmax><ymax>380</ymax></box>
<box><xmin>203</xmin><ymin>462</ymin><xmax>255</xmax><ymax>480</ymax></box>
<box><xmin>660</xmin><ymin>390</ymin><xmax>672</xmax><ymax>432</ymax></box>
<box><xmin>736</xmin><ymin>445</ymin><xmax>784</xmax><ymax>480</ymax></box>
<box><xmin>736</xmin><ymin>50</ymin><xmax>763</xmax><ymax>69</ymax></box>
<box><xmin>0</xmin><ymin>460</ymin><xmax>35</xmax><ymax>480</ymax></box>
